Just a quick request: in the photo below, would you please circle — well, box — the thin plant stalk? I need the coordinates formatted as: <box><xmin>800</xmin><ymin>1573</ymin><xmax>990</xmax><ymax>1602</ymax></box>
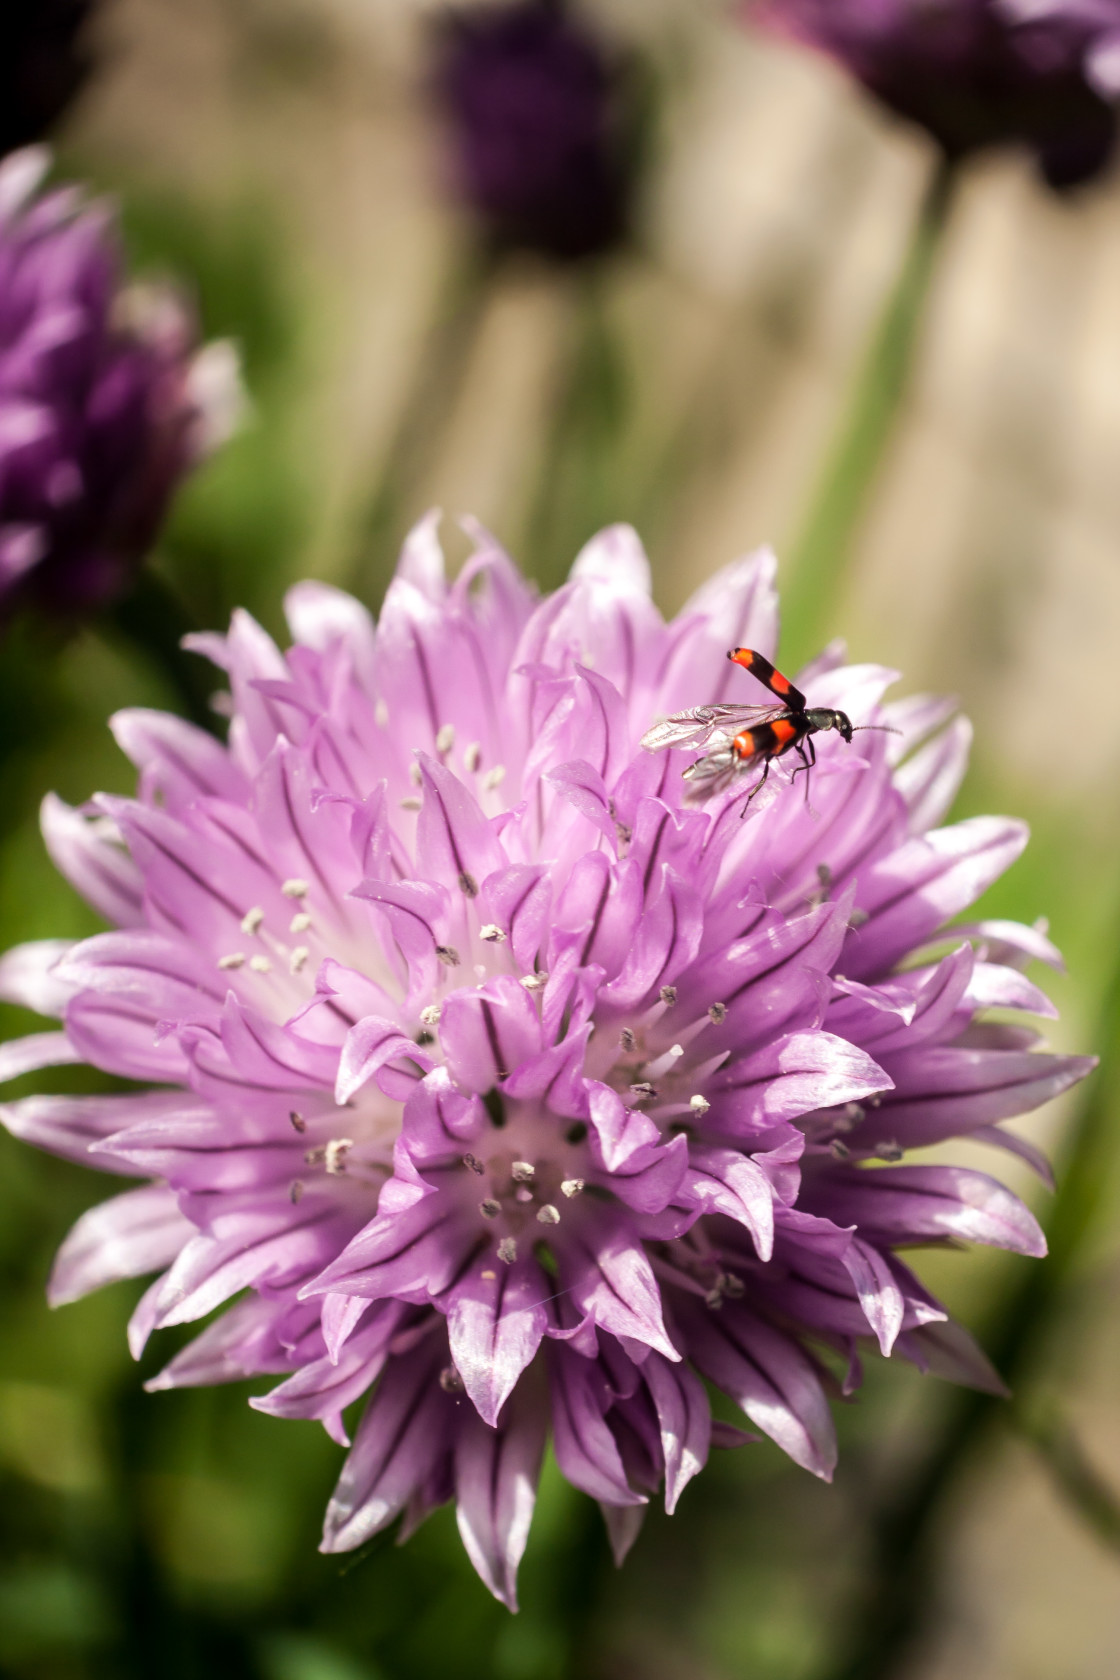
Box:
<box><xmin>817</xmin><ymin>930</ymin><xmax>1120</xmax><ymax>1680</ymax></box>
<box><xmin>1012</xmin><ymin>1399</ymin><xmax>1120</xmax><ymax>1556</ymax></box>
<box><xmin>350</xmin><ymin>243</ymin><xmax>497</xmax><ymax>597</ymax></box>
<box><xmin>781</xmin><ymin>153</ymin><xmax>955</xmax><ymax>667</ymax></box>
<box><xmin>525</xmin><ymin>264</ymin><xmax>630</xmax><ymax>590</ymax></box>
<box><xmin>107</xmin><ymin>567</ymin><xmax>220</xmax><ymax>735</ymax></box>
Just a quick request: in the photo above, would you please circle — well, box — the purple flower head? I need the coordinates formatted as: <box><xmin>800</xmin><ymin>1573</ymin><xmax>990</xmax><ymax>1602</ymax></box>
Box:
<box><xmin>750</xmin><ymin>0</ymin><xmax>1120</xmax><ymax>187</ymax></box>
<box><xmin>1</xmin><ymin>0</ymin><xmax>94</xmax><ymax>155</ymax></box>
<box><xmin>0</xmin><ymin>149</ymin><xmax>240</xmax><ymax>619</ymax></box>
<box><xmin>0</xmin><ymin>516</ymin><xmax>1092</xmax><ymax>1607</ymax></box>
<box><xmin>434</xmin><ymin>0</ymin><xmax>633</xmax><ymax>260</ymax></box>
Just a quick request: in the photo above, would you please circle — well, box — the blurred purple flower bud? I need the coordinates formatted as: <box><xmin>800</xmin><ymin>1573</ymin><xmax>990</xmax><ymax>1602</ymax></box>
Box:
<box><xmin>0</xmin><ymin>515</ymin><xmax>1091</xmax><ymax>1605</ymax></box>
<box><xmin>0</xmin><ymin>149</ymin><xmax>241</xmax><ymax>619</ymax></box>
<box><xmin>1</xmin><ymin>0</ymin><xmax>95</xmax><ymax>155</ymax></box>
<box><xmin>751</xmin><ymin>0</ymin><xmax>1119</xmax><ymax>188</ymax></box>
<box><xmin>434</xmin><ymin>0</ymin><xmax>635</xmax><ymax>260</ymax></box>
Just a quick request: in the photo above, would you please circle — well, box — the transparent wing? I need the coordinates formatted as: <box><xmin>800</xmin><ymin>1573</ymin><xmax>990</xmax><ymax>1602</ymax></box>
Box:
<box><xmin>680</xmin><ymin>747</ymin><xmax>746</xmax><ymax>801</ymax></box>
<box><xmin>640</xmin><ymin>702</ymin><xmax>782</xmax><ymax>755</ymax></box>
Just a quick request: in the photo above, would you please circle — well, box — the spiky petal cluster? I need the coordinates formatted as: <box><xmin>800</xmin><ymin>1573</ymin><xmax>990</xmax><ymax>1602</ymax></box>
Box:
<box><xmin>750</xmin><ymin>0</ymin><xmax>1119</xmax><ymax>187</ymax></box>
<box><xmin>0</xmin><ymin>517</ymin><xmax>1091</xmax><ymax>1607</ymax></box>
<box><xmin>0</xmin><ymin>148</ymin><xmax>239</xmax><ymax>617</ymax></box>
<box><xmin>433</xmin><ymin>0</ymin><xmax>632</xmax><ymax>260</ymax></box>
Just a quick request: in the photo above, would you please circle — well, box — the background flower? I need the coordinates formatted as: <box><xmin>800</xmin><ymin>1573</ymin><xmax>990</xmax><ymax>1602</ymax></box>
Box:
<box><xmin>0</xmin><ymin>148</ymin><xmax>240</xmax><ymax>619</ymax></box>
<box><xmin>750</xmin><ymin>0</ymin><xmax>1120</xmax><ymax>186</ymax></box>
<box><xmin>432</xmin><ymin>0</ymin><xmax>635</xmax><ymax>259</ymax></box>
<box><xmin>1</xmin><ymin>0</ymin><xmax>95</xmax><ymax>156</ymax></box>
<box><xmin>0</xmin><ymin>518</ymin><xmax>1090</xmax><ymax>1606</ymax></box>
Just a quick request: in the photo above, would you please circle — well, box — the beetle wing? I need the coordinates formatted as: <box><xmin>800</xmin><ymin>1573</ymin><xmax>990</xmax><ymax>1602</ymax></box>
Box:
<box><xmin>641</xmin><ymin>702</ymin><xmax>784</xmax><ymax>755</ymax></box>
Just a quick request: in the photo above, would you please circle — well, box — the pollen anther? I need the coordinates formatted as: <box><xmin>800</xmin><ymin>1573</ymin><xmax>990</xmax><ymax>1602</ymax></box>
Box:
<box><xmin>289</xmin><ymin>912</ymin><xmax>312</xmax><ymax>934</ymax></box>
<box><xmin>480</xmin><ymin>924</ymin><xmax>506</xmax><ymax>943</ymax></box>
<box><xmin>497</xmin><ymin>1237</ymin><xmax>517</xmax><ymax>1264</ymax></box>
<box><xmin>436</xmin><ymin>724</ymin><xmax>456</xmax><ymax>755</ymax></box>
<box><xmin>561</xmin><ymin>1179</ymin><xmax>584</xmax><ymax>1198</ymax></box>
<box><xmin>218</xmin><ymin>953</ymin><xmax>245</xmax><ymax>970</ymax></box>
<box><xmin>241</xmin><ymin>907</ymin><xmax>264</xmax><ymax>935</ymax></box>
<box><xmin>249</xmin><ymin>955</ymin><xmax>272</xmax><ymax>974</ymax></box>
<box><xmin>325</xmin><ymin>1138</ymin><xmax>353</xmax><ymax>1174</ymax></box>
<box><xmin>480</xmin><ymin>1198</ymin><xmax>501</xmax><ymax>1219</ymax></box>
<box><xmin>536</xmin><ymin>1204</ymin><xmax>560</xmax><ymax>1225</ymax></box>
<box><xmin>511</xmin><ymin>1161</ymin><xmax>535</xmax><ymax>1182</ymax></box>
<box><xmin>289</xmin><ymin>946</ymin><xmax>309</xmax><ymax>974</ymax></box>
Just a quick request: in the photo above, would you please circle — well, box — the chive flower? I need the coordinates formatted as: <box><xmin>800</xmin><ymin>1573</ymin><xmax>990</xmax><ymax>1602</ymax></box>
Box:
<box><xmin>0</xmin><ymin>516</ymin><xmax>1090</xmax><ymax>1606</ymax></box>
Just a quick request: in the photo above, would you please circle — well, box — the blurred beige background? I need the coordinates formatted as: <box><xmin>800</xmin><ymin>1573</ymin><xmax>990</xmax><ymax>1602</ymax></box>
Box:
<box><xmin>49</xmin><ymin>2</ymin><xmax>1120</xmax><ymax>1674</ymax></box>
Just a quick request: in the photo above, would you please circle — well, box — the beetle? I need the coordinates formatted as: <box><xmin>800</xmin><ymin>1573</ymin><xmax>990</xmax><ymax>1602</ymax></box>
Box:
<box><xmin>641</xmin><ymin>647</ymin><xmax>887</xmax><ymax>808</ymax></box>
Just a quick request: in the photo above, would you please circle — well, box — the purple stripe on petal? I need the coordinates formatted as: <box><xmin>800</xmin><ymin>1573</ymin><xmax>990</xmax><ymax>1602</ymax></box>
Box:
<box><xmin>48</xmin><ymin>1185</ymin><xmax>194</xmax><ymax>1306</ymax></box>
<box><xmin>810</xmin><ymin>1163</ymin><xmax>1047</xmax><ymax>1256</ymax></box>
<box><xmin>336</xmin><ymin>1015</ymin><xmax>432</xmax><ymax>1105</ymax></box>
<box><xmin>111</xmin><ymin>709</ymin><xmax>249</xmax><ymax>810</ymax></box>
<box><xmin>893</xmin><ymin>714</ymin><xmax>973</xmax><ymax>834</ymax></box>
<box><xmin>685</xmin><ymin>1302</ymin><xmax>837</xmax><ymax>1479</ymax></box>
<box><xmin>0</xmin><ymin>1090</ymin><xmax>188</xmax><ymax>1172</ymax></box>
<box><xmin>148</xmin><ymin>1295</ymin><xmax>319</xmax><ymax>1393</ymax></box>
<box><xmin>439</xmin><ymin>976</ymin><xmax>541</xmax><ymax>1093</ymax></box>
<box><xmin>446</xmin><ymin>1253</ymin><xmax>549</xmax><ymax>1426</ymax></box>
<box><xmin>549</xmin><ymin>1344</ymin><xmax>646</xmax><ymax>1507</ymax></box>
<box><xmin>455</xmin><ymin>1384</ymin><xmax>546</xmax><ymax>1609</ymax></box>
<box><xmin>321</xmin><ymin>1335</ymin><xmax>453</xmax><ymax>1552</ymax></box>
<box><xmin>563</xmin><ymin>1211</ymin><xmax>679</xmax><ymax>1360</ymax></box>
<box><xmin>40</xmin><ymin>793</ymin><xmax>145</xmax><ymax>928</ymax></box>
<box><xmin>846</xmin><ymin>817</ymin><xmax>1029</xmax><ymax>980</ymax></box>
<box><xmin>642</xmin><ymin>1352</ymin><xmax>711</xmax><ymax>1513</ymax></box>
<box><xmin>252</xmin><ymin>1302</ymin><xmax>407</xmax><ymax>1445</ymax></box>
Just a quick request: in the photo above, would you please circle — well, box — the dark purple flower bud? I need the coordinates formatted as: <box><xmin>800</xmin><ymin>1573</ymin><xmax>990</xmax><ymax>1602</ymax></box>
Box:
<box><xmin>0</xmin><ymin>149</ymin><xmax>240</xmax><ymax>619</ymax></box>
<box><xmin>1</xmin><ymin>0</ymin><xmax>95</xmax><ymax>154</ymax></box>
<box><xmin>751</xmin><ymin>0</ymin><xmax>1120</xmax><ymax>188</ymax></box>
<box><xmin>434</xmin><ymin>0</ymin><xmax>635</xmax><ymax>260</ymax></box>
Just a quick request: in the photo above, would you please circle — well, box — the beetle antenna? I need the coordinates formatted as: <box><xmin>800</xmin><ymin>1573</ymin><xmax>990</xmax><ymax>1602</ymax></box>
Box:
<box><xmin>851</xmin><ymin>724</ymin><xmax>902</xmax><ymax>736</ymax></box>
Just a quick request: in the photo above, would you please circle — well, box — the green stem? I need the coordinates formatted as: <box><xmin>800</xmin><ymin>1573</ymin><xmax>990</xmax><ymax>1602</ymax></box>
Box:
<box><xmin>816</xmin><ymin>943</ymin><xmax>1120</xmax><ymax>1680</ymax></box>
<box><xmin>349</xmin><ymin>243</ymin><xmax>498</xmax><ymax>595</ymax></box>
<box><xmin>524</xmin><ymin>264</ymin><xmax>629</xmax><ymax>591</ymax></box>
<box><xmin>1013</xmin><ymin>1400</ymin><xmax>1120</xmax><ymax>1555</ymax></box>
<box><xmin>781</xmin><ymin>154</ymin><xmax>955</xmax><ymax>668</ymax></box>
<box><xmin>106</xmin><ymin>568</ymin><xmax>220</xmax><ymax>734</ymax></box>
